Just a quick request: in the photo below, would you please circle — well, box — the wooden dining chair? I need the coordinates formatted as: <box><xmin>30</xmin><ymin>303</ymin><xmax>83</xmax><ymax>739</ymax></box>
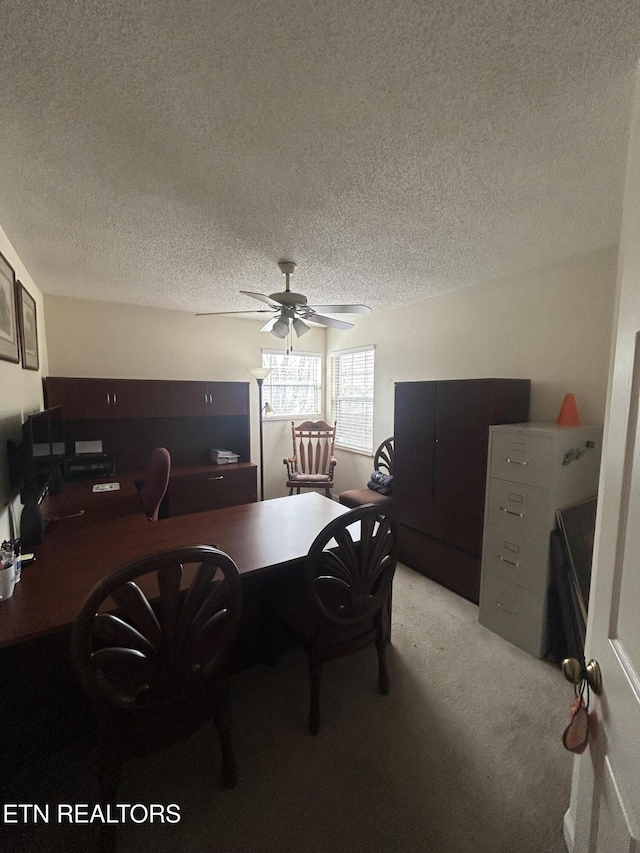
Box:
<box><xmin>139</xmin><ymin>447</ymin><xmax>171</xmax><ymax>520</ymax></box>
<box><xmin>273</xmin><ymin>504</ymin><xmax>398</xmax><ymax>734</ymax></box>
<box><xmin>283</xmin><ymin>420</ymin><xmax>337</xmax><ymax>498</ymax></box>
<box><xmin>71</xmin><ymin>545</ymin><xmax>242</xmax><ymax>847</ymax></box>
<box><xmin>339</xmin><ymin>437</ymin><xmax>394</xmax><ymax>508</ymax></box>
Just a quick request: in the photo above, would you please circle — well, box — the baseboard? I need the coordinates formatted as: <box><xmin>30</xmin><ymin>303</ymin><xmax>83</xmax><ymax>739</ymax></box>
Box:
<box><xmin>563</xmin><ymin>807</ymin><xmax>575</xmax><ymax>853</ymax></box>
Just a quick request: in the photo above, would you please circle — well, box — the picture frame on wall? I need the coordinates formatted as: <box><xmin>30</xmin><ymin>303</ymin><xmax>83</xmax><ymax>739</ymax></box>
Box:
<box><xmin>18</xmin><ymin>281</ymin><xmax>39</xmax><ymax>371</ymax></box>
<box><xmin>0</xmin><ymin>252</ymin><xmax>20</xmax><ymax>363</ymax></box>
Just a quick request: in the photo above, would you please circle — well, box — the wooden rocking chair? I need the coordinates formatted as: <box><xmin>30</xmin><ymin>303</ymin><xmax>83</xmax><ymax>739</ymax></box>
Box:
<box><xmin>284</xmin><ymin>420</ymin><xmax>337</xmax><ymax>498</ymax></box>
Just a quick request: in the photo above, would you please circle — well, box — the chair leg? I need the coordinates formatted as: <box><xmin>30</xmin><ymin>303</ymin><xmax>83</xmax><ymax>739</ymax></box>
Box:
<box><xmin>214</xmin><ymin>695</ymin><xmax>237</xmax><ymax>788</ymax></box>
<box><xmin>96</xmin><ymin>742</ymin><xmax>121</xmax><ymax>853</ymax></box>
<box><xmin>97</xmin><ymin>734</ymin><xmax>121</xmax><ymax>805</ymax></box>
<box><xmin>308</xmin><ymin>658</ymin><xmax>323</xmax><ymax>735</ymax></box>
<box><xmin>260</xmin><ymin>602</ymin><xmax>278</xmax><ymax>667</ymax></box>
<box><xmin>376</xmin><ymin>631</ymin><xmax>390</xmax><ymax>695</ymax></box>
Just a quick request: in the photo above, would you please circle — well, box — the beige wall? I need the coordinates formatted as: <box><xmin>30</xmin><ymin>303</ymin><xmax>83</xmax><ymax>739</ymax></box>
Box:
<box><xmin>43</xmin><ymin>246</ymin><xmax>618</xmax><ymax>503</ymax></box>
<box><xmin>44</xmin><ymin>294</ymin><xmax>327</xmax><ymax>500</ymax></box>
<box><xmin>0</xmin><ymin>225</ymin><xmax>48</xmax><ymax>541</ymax></box>
<box><xmin>326</xmin><ymin>246</ymin><xmax>618</xmax><ymax>495</ymax></box>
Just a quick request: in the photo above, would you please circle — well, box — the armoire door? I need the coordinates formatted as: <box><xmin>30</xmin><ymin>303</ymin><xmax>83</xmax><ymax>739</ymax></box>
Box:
<box><xmin>393</xmin><ymin>381</ymin><xmax>436</xmax><ymax>532</ymax></box>
<box><xmin>434</xmin><ymin>380</ymin><xmax>494</xmax><ymax>512</ymax></box>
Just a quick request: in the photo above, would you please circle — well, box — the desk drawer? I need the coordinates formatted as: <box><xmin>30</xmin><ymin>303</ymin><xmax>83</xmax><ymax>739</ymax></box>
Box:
<box><xmin>480</xmin><ymin>572</ymin><xmax>545</xmax><ymax>644</ymax></box>
<box><xmin>486</xmin><ymin>479</ymin><xmax>550</xmax><ymax>540</ymax></box>
<box><xmin>168</xmin><ymin>466</ymin><xmax>257</xmax><ymax>516</ymax></box>
<box><xmin>482</xmin><ymin>525</ymin><xmax>548</xmax><ymax>595</ymax></box>
<box><xmin>490</xmin><ymin>432</ymin><xmax>552</xmax><ymax>488</ymax></box>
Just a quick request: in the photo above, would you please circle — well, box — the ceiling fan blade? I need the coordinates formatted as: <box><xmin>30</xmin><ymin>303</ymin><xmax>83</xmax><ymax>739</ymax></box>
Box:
<box><xmin>240</xmin><ymin>290</ymin><xmax>282</xmax><ymax>308</ymax></box>
<box><xmin>259</xmin><ymin>317</ymin><xmax>278</xmax><ymax>332</ymax></box>
<box><xmin>305</xmin><ymin>304</ymin><xmax>372</xmax><ymax>314</ymax></box>
<box><xmin>196</xmin><ymin>309</ymin><xmax>275</xmax><ymax>316</ymax></box>
<box><xmin>303</xmin><ymin>313</ymin><xmax>354</xmax><ymax>330</ymax></box>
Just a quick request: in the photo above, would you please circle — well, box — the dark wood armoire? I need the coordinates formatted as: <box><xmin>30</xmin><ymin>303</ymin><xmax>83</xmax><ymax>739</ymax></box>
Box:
<box><xmin>393</xmin><ymin>379</ymin><xmax>530</xmax><ymax>603</ymax></box>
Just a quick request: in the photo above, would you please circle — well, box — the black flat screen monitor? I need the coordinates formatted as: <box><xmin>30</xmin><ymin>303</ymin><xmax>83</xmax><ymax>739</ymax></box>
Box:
<box><xmin>21</xmin><ymin>406</ymin><xmax>65</xmax><ymax>503</ymax></box>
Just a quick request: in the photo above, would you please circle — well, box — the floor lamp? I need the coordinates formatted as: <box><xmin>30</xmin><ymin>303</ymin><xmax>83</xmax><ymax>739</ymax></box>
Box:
<box><xmin>249</xmin><ymin>368</ymin><xmax>271</xmax><ymax>501</ymax></box>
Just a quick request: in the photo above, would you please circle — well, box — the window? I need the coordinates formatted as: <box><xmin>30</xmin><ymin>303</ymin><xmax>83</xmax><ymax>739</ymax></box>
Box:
<box><xmin>330</xmin><ymin>346</ymin><xmax>375</xmax><ymax>453</ymax></box>
<box><xmin>261</xmin><ymin>350</ymin><xmax>322</xmax><ymax>417</ymax></box>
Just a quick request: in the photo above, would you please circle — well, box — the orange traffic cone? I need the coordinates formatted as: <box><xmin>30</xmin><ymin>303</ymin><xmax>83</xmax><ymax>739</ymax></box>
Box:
<box><xmin>557</xmin><ymin>393</ymin><xmax>580</xmax><ymax>427</ymax></box>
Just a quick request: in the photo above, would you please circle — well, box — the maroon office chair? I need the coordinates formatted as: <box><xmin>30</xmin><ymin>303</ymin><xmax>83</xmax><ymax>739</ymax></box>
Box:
<box><xmin>139</xmin><ymin>447</ymin><xmax>171</xmax><ymax>521</ymax></box>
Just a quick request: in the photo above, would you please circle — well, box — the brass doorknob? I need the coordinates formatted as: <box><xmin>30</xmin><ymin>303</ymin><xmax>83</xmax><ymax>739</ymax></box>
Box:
<box><xmin>562</xmin><ymin>658</ymin><xmax>602</xmax><ymax>695</ymax></box>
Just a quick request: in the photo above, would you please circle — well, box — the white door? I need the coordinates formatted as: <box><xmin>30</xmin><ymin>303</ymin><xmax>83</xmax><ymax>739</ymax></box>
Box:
<box><xmin>565</xmin><ymin>63</ymin><xmax>640</xmax><ymax>852</ymax></box>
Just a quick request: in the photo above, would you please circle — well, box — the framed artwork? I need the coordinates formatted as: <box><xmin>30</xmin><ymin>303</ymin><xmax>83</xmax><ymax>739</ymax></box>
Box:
<box><xmin>18</xmin><ymin>281</ymin><xmax>39</xmax><ymax>371</ymax></box>
<box><xmin>0</xmin><ymin>252</ymin><xmax>20</xmax><ymax>363</ymax></box>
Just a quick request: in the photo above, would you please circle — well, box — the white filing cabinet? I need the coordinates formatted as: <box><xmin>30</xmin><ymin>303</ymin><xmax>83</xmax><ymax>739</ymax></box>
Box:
<box><xmin>478</xmin><ymin>422</ymin><xmax>602</xmax><ymax>658</ymax></box>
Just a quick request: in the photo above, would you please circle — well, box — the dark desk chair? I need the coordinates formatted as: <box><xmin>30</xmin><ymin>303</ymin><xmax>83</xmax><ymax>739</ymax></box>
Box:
<box><xmin>139</xmin><ymin>447</ymin><xmax>171</xmax><ymax>520</ymax></box>
<box><xmin>339</xmin><ymin>437</ymin><xmax>394</xmax><ymax>508</ymax></box>
<box><xmin>274</xmin><ymin>504</ymin><xmax>398</xmax><ymax>734</ymax></box>
<box><xmin>71</xmin><ymin>545</ymin><xmax>242</xmax><ymax>847</ymax></box>
<box><xmin>284</xmin><ymin>420</ymin><xmax>337</xmax><ymax>498</ymax></box>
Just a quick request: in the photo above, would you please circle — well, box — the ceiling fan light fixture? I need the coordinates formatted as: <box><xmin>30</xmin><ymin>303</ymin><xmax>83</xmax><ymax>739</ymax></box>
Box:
<box><xmin>292</xmin><ymin>317</ymin><xmax>310</xmax><ymax>337</ymax></box>
<box><xmin>271</xmin><ymin>316</ymin><xmax>290</xmax><ymax>338</ymax></box>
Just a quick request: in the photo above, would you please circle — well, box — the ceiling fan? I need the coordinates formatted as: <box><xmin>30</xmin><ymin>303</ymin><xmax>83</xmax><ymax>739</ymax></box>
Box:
<box><xmin>196</xmin><ymin>261</ymin><xmax>372</xmax><ymax>339</ymax></box>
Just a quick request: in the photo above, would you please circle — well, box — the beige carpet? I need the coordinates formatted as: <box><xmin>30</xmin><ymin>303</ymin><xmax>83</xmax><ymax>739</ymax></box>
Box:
<box><xmin>3</xmin><ymin>564</ymin><xmax>573</xmax><ymax>853</ymax></box>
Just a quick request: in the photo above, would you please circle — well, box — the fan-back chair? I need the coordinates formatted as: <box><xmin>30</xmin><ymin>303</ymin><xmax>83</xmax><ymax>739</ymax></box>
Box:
<box><xmin>339</xmin><ymin>437</ymin><xmax>394</xmax><ymax>509</ymax></box>
<box><xmin>284</xmin><ymin>420</ymin><xmax>337</xmax><ymax>498</ymax></box>
<box><xmin>274</xmin><ymin>504</ymin><xmax>398</xmax><ymax>734</ymax></box>
<box><xmin>71</xmin><ymin>546</ymin><xmax>242</xmax><ymax>849</ymax></box>
<box><xmin>139</xmin><ymin>447</ymin><xmax>171</xmax><ymax>520</ymax></box>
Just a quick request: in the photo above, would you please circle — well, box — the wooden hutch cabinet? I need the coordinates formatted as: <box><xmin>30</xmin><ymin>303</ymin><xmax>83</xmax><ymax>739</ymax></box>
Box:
<box><xmin>393</xmin><ymin>379</ymin><xmax>530</xmax><ymax>603</ymax></box>
<box><xmin>44</xmin><ymin>377</ymin><xmax>256</xmax><ymax>513</ymax></box>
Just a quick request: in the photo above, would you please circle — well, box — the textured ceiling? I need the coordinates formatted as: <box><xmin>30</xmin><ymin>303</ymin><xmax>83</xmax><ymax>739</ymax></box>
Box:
<box><xmin>1</xmin><ymin>1</ymin><xmax>640</xmax><ymax>316</ymax></box>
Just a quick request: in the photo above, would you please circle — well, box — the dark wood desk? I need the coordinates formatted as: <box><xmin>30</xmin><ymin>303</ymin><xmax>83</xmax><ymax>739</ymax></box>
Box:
<box><xmin>0</xmin><ymin>478</ymin><xmax>349</xmax><ymax>649</ymax></box>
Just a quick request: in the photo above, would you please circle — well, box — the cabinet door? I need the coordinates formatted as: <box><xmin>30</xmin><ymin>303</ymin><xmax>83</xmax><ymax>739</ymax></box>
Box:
<box><xmin>434</xmin><ymin>380</ymin><xmax>493</xmax><ymax>514</ymax></box>
<box><xmin>168</xmin><ymin>465</ymin><xmax>257</xmax><ymax>516</ymax></box>
<box><xmin>207</xmin><ymin>382</ymin><xmax>249</xmax><ymax>416</ymax></box>
<box><xmin>45</xmin><ymin>378</ymin><xmax>113</xmax><ymax>419</ymax></box>
<box><xmin>46</xmin><ymin>378</ymin><xmax>167</xmax><ymax>420</ymax></box>
<box><xmin>393</xmin><ymin>382</ymin><xmax>436</xmax><ymax>528</ymax></box>
<box><xmin>108</xmin><ymin>380</ymin><xmax>164</xmax><ymax>419</ymax></box>
<box><xmin>160</xmin><ymin>381</ymin><xmax>210</xmax><ymax>417</ymax></box>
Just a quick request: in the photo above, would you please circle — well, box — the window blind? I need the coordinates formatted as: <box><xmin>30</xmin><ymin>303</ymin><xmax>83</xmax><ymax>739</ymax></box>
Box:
<box><xmin>261</xmin><ymin>350</ymin><xmax>322</xmax><ymax>417</ymax></box>
<box><xmin>330</xmin><ymin>346</ymin><xmax>375</xmax><ymax>453</ymax></box>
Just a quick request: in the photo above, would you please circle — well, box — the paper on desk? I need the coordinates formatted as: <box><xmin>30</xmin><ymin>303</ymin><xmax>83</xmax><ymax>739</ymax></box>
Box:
<box><xmin>92</xmin><ymin>482</ymin><xmax>120</xmax><ymax>493</ymax></box>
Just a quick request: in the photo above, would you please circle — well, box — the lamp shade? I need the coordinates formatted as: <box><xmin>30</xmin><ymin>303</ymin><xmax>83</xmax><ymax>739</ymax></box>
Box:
<box><xmin>271</xmin><ymin>317</ymin><xmax>289</xmax><ymax>338</ymax></box>
<box><xmin>292</xmin><ymin>317</ymin><xmax>310</xmax><ymax>337</ymax></box>
<box><xmin>249</xmin><ymin>367</ymin><xmax>271</xmax><ymax>381</ymax></box>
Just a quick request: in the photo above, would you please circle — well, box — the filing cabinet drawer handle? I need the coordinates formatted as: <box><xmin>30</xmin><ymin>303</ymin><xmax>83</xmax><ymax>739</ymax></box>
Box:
<box><xmin>209</xmin><ymin>476</ymin><xmax>224</xmax><ymax>481</ymax></box>
<box><xmin>500</xmin><ymin>507</ymin><xmax>524</xmax><ymax>517</ymax></box>
<box><xmin>506</xmin><ymin>458</ymin><xmax>528</xmax><ymax>465</ymax></box>
<box><xmin>497</xmin><ymin>555</ymin><xmax>521</xmax><ymax>567</ymax></box>
<box><xmin>496</xmin><ymin>602</ymin><xmax>519</xmax><ymax>616</ymax></box>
